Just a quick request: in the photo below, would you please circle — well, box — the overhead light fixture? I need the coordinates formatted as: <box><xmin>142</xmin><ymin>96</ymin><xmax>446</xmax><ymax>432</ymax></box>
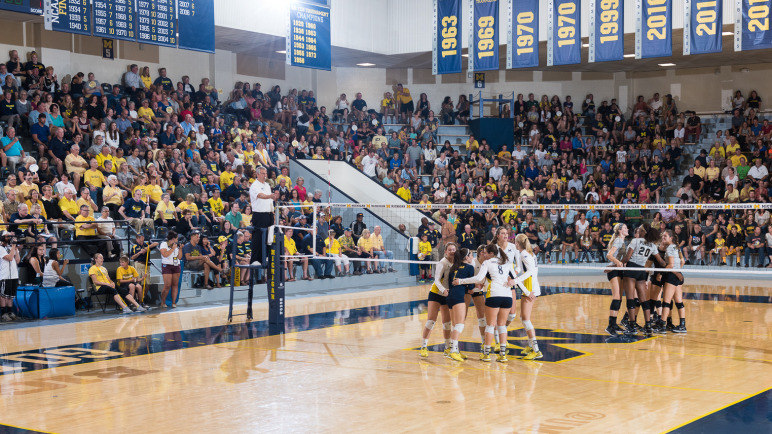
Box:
<box><xmin>357</xmin><ymin>62</ymin><xmax>375</xmax><ymax>67</ymax></box>
<box><xmin>658</xmin><ymin>62</ymin><xmax>676</xmax><ymax>67</ymax></box>
<box><xmin>623</xmin><ymin>53</ymin><xmax>635</xmax><ymax>58</ymax></box>
<box><xmin>462</xmin><ymin>53</ymin><xmax>469</xmax><ymax>57</ymax></box>
<box><xmin>722</xmin><ymin>31</ymin><xmax>733</xmax><ymax>36</ymax></box>
<box><xmin>276</xmin><ymin>50</ymin><xmax>286</xmax><ymax>54</ymax></box>
<box><xmin>581</xmin><ymin>43</ymin><xmax>589</xmax><ymax>48</ymax></box>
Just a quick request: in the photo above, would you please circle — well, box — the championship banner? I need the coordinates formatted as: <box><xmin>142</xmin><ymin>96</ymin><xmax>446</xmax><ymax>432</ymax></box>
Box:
<box><xmin>468</xmin><ymin>0</ymin><xmax>499</xmax><ymax>72</ymax></box>
<box><xmin>548</xmin><ymin>0</ymin><xmax>581</xmax><ymax>66</ymax></box>
<box><xmin>287</xmin><ymin>2</ymin><xmax>332</xmax><ymax>71</ymax></box>
<box><xmin>636</xmin><ymin>0</ymin><xmax>673</xmax><ymax>59</ymax></box>
<box><xmin>433</xmin><ymin>0</ymin><xmax>462</xmax><ymax>75</ymax></box>
<box><xmin>684</xmin><ymin>0</ymin><xmax>722</xmax><ymax>55</ymax></box>
<box><xmin>507</xmin><ymin>0</ymin><xmax>539</xmax><ymax>68</ymax></box>
<box><xmin>589</xmin><ymin>0</ymin><xmax>624</xmax><ymax>62</ymax></box>
<box><xmin>735</xmin><ymin>0</ymin><xmax>772</xmax><ymax>51</ymax></box>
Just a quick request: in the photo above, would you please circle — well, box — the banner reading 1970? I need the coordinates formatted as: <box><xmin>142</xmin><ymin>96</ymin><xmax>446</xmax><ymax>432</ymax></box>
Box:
<box><xmin>507</xmin><ymin>0</ymin><xmax>539</xmax><ymax>69</ymax></box>
<box><xmin>548</xmin><ymin>0</ymin><xmax>581</xmax><ymax>66</ymax></box>
<box><xmin>469</xmin><ymin>0</ymin><xmax>499</xmax><ymax>72</ymax></box>
<box><xmin>735</xmin><ymin>0</ymin><xmax>772</xmax><ymax>51</ymax></box>
<box><xmin>433</xmin><ymin>0</ymin><xmax>462</xmax><ymax>75</ymax></box>
<box><xmin>637</xmin><ymin>0</ymin><xmax>673</xmax><ymax>59</ymax></box>
<box><xmin>589</xmin><ymin>0</ymin><xmax>624</xmax><ymax>62</ymax></box>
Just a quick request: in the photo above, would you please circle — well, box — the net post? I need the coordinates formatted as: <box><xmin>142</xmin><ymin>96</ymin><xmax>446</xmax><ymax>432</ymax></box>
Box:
<box><xmin>268</xmin><ymin>226</ymin><xmax>286</xmax><ymax>334</ymax></box>
<box><xmin>227</xmin><ymin>235</ymin><xmax>237</xmax><ymax>322</ymax></box>
<box><xmin>247</xmin><ymin>269</ymin><xmax>254</xmax><ymax>321</ymax></box>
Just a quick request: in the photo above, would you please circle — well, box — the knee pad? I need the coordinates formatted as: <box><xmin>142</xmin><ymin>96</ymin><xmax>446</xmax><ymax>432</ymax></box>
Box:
<box><xmin>478</xmin><ymin>318</ymin><xmax>487</xmax><ymax>328</ymax></box>
<box><xmin>496</xmin><ymin>326</ymin><xmax>508</xmax><ymax>335</ymax></box>
<box><xmin>634</xmin><ymin>298</ymin><xmax>641</xmax><ymax>308</ymax></box>
<box><xmin>642</xmin><ymin>300</ymin><xmax>653</xmax><ymax>311</ymax></box>
<box><xmin>665</xmin><ymin>301</ymin><xmax>673</xmax><ymax>310</ymax></box>
<box><xmin>655</xmin><ymin>300</ymin><xmax>662</xmax><ymax>308</ymax></box>
<box><xmin>675</xmin><ymin>302</ymin><xmax>685</xmax><ymax>310</ymax></box>
<box><xmin>626</xmin><ymin>299</ymin><xmax>637</xmax><ymax>310</ymax></box>
<box><xmin>453</xmin><ymin>324</ymin><xmax>465</xmax><ymax>334</ymax></box>
<box><xmin>610</xmin><ymin>299</ymin><xmax>622</xmax><ymax>311</ymax></box>
<box><xmin>507</xmin><ymin>313</ymin><xmax>517</xmax><ymax>322</ymax></box>
<box><xmin>443</xmin><ymin>322</ymin><xmax>452</xmax><ymax>331</ymax></box>
<box><xmin>424</xmin><ymin>320</ymin><xmax>435</xmax><ymax>330</ymax></box>
<box><xmin>522</xmin><ymin>319</ymin><xmax>534</xmax><ymax>331</ymax></box>
<box><xmin>484</xmin><ymin>325</ymin><xmax>495</xmax><ymax>334</ymax></box>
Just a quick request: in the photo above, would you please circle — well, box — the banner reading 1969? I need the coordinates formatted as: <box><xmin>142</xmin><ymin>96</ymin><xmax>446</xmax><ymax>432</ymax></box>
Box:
<box><xmin>589</xmin><ymin>0</ymin><xmax>624</xmax><ymax>62</ymax></box>
<box><xmin>736</xmin><ymin>0</ymin><xmax>772</xmax><ymax>51</ymax></box>
<box><xmin>684</xmin><ymin>0</ymin><xmax>722</xmax><ymax>55</ymax></box>
<box><xmin>469</xmin><ymin>0</ymin><xmax>499</xmax><ymax>72</ymax></box>
<box><xmin>433</xmin><ymin>0</ymin><xmax>462</xmax><ymax>75</ymax></box>
<box><xmin>507</xmin><ymin>0</ymin><xmax>539</xmax><ymax>69</ymax></box>
<box><xmin>548</xmin><ymin>0</ymin><xmax>581</xmax><ymax>66</ymax></box>
<box><xmin>637</xmin><ymin>0</ymin><xmax>672</xmax><ymax>58</ymax></box>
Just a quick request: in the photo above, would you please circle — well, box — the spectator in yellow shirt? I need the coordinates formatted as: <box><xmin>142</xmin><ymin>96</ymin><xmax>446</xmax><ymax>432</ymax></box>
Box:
<box><xmin>324</xmin><ymin>230</ymin><xmax>350</xmax><ymax>275</ymax></box>
<box><xmin>466</xmin><ymin>134</ymin><xmax>480</xmax><ymax>152</ymax></box>
<box><xmin>396</xmin><ymin>182</ymin><xmax>412</xmax><ymax>202</ymax></box>
<box><xmin>154</xmin><ymin>193</ymin><xmax>178</xmax><ymax>228</ymax></box>
<box><xmin>75</xmin><ymin>204</ymin><xmax>108</xmax><ymax>258</ymax></box>
<box><xmin>283</xmin><ymin>228</ymin><xmax>309</xmax><ymax>281</ymax></box>
<box><xmin>393</xmin><ymin>83</ymin><xmax>414</xmax><ymax>123</ymax></box>
<box><xmin>357</xmin><ymin>228</ymin><xmax>375</xmax><ymax>274</ymax></box>
<box><xmin>370</xmin><ymin>225</ymin><xmax>394</xmax><ymax>273</ymax></box>
<box><xmin>64</xmin><ymin>145</ymin><xmax>88</xmax><ymax>189</ymax></box>
<box><xmin>417</xmin><ymin>233</ymin><xmax>433</xmax><ymax>280</ymax></box>
<box><xmin>95</xmin><ymin>146</ymin><xmax>116</xmax><ymax>173</ymax></box>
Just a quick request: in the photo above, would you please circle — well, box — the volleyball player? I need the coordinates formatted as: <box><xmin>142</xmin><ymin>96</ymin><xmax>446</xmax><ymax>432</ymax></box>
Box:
<box><xmin>511</xmin><ymin>234</ymin><xmax>542</xmax><ymax>360</ymax></box>
<box><xmin>454</xmin><ymin>244</ymin><xmax>516</xmax><ymax>363</ymax></box>
<box><xmin>621</xmin><ymin>224</ymin><xmax>662</xmax><ymax>335</ymax></box>
<box><xmin>658</xmin><ymin>230</ymin><xmax>687</xmax><ymax>333</ymax></box>
<box><xmin>647</xmin><ymin>240</ymin><xmax>668</xmax><ymax>332</ymax></box>
<box><xmin>469</xmin><ymin>245</ymin><xmax>492</xmax><ymax>347</ymax></box>
<box><xmin>493</xmin><ymin>227</ymin><xmax>521</xmax><ymax>329</ymax></box>
<box><xmin>604</xmin><ymin>223</ymin><xmax>628</xmax><ymax>335</ymax></box>
<box><xmin>419</xmin><ymin>243</ymin><xmax>456</xmax><ymax>358</ymax></box>
<box><xmin>446</xmin><ymin>248</ymin><xmax>475</xmax><ymax>362</ymax></box>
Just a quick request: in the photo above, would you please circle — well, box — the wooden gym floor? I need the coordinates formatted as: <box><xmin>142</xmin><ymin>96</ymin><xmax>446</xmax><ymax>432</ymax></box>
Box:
<box><xmin>0</xmin><ymin>276</ymin><xmax>768</xmax><ymax>433</ymax></box>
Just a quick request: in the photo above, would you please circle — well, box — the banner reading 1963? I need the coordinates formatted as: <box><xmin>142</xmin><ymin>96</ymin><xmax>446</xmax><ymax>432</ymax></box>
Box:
<box><xmin>736</xmin><ymin>0</ymin><xmax>772</xmax><ymax>51</ymax></box>
<box><xmin>637</xmin><ymin>0</ymin><xmax>672</xmax><ymax>58</ymax></box>
<box><xmin>469</xmin><ymin>0</ymin><xmax>499</xmax><ymax>72</ymax></box>
<box><xmin>589</xmin><ymin>0</ymin><xmax>624</xmax><ymax>62</ymax></box>
<box><xmin>507</xmin><ymin>0</ymin><xmax>539</xmax><ymax>68</ymax></box>
<box><xmin>684</xmin><ymin>0</ymin><xmax>722</xmax><ymax>55</ymax></box>
<box><xmin>433</xmin><ymin>0</ymin><xmax>462</xmax><ymax>75</ymax></box>
<box><xmin>548</xmin><ymin>0</ymin><xmax>581</xmax><ymax>66</ymax></box>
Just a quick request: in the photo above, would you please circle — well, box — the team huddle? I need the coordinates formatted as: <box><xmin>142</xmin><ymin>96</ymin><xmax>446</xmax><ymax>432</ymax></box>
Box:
<box><xmin>418</xmin><ymin>222</ymin><xmax>688</xmax><ymax>362</ymax></box>
<box><xmin>418</xmin><ymin>227</ymin><xmax>541</xmax><ymax>362</ymax></box>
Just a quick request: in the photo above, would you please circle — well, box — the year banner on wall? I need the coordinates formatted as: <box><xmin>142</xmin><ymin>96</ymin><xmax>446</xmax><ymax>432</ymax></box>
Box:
<box><xmin>548</xmin><ymin>0</ymin><xmax>581</xmax><ymax>66</ymax></box>
<box><xmin>636</xmin><ymin>0</ymin><xmax>672</xmax><ymax>59</ymax></box>
<box><xmin>93</xmin><ymin>0</ymin><xmax>136</xmax><ymax>42</ymax></box>
<box><xmin>684</xmin><ymin>0</ymin><xmax>722</xmax><ymax>55</ymax></box>
<box><xmin>588</xmin><ymin>0</ymin><xmax>624</xmax><ymax>62</ymax></box>
<box><xmin>735</xmin><ymin>0</ymin><xmax>772</xmax><ymax>51</ymax></box>
<box><xmin>507</xmin><ymin>0</ymin><xmax>538</xmax><ymax>69</ymax></box>
<box><xmin>468</xmin><ymin>0</ymin><xmax>499</xmax><ymax>72</ymax></box>
<box><xmin>178</xmin><ymin>0</ymin><xmax>215</xmax><ymax>53</ymax></box>
<box><xmin>287</xmin><ymin>1</ymin><xmax>332</xmax><ymax>70</ymax></box>
<box><xmin>43</xmin><ymin>0</ymin><xmax>91</xmax><ymax>36</ymax></box>
<box><xmin>433</xmin><ymin>0</ymin><xmax>462</xmax><ymax>75</ymax></box>
<box><xmin>137</xmin><ymin>0</ymin><xmax>176</xmax><ymax>47</ymax></box>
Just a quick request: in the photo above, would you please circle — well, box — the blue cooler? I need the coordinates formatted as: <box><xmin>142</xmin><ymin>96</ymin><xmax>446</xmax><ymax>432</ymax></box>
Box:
<box><xmin>16</xmin><ymin>286</ymin><xmax>77</xmax><ymax>319</ymax></box>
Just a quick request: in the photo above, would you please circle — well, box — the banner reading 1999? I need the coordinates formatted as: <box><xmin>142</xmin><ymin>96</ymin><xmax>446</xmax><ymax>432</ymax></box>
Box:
<box><xmin>684</xmin><ymin>0</ymin><xmax>722</xmax><ymax>55</ymax></box>
<box><xmin>548</xmin><ymin>0</ymin><xmax>581</xmax><ymax>66</ymax></box>
<box><xmin>736</xmin><ymin>0</ymin><xmax>772</xmax><ymax>51</ymax></box>
<box><xmin>469</xmin><ymin>0</ymin><xmax>499</xmax><ymax>72</ymax></box>
<box><xmin>507</xmin><ymin>0</ymin><xmax>538</xmax><ymax>69</ymax></box>
<box><xmin>589</xmin><ymin>0</ymin><xmax>624</xmax><ymax>62</ymax></box>
<box><xmin>433</xmin><ymin>0</ymin><xmax>462</xmax><ymax>75</ymax></box>
<box><xmin>637</xmin><ymin>0</ymin><xmax>672</xmax><ymax>59</ymax></box>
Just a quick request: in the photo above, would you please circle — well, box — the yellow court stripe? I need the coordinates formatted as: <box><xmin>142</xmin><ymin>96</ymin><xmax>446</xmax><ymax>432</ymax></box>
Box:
<box><xmin>0</xmin><ymin>421</ymin><xmax>56</xmax><ymax>434</ymax></box>
<box><xmin>662</xmin><ymin>386</ymin><xmax>772</xmax><ymax>433</ymax></box>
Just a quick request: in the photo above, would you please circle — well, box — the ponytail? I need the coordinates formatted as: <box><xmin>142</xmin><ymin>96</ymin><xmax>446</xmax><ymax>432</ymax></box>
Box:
<box><xmin>515</xmin><ymin>233</ymin><xmax>534</xmax><ymax>256</ymax></box>
<box><xmin>449</xmin><ymin>248</ymin><xmax>469</xmax><ymax>282</ymax></box>
<box><xmin>485</xmin><ymin>243</ymin><xmax>506</xmax><ymax>265</ymax></box>
<box><xmin>608</xmin><ymin>223</ymin><xmax>625</xmax><ymax>250</ymax></box>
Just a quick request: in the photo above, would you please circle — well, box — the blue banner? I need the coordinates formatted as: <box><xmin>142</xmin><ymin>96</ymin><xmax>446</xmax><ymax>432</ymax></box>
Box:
<box><xmin>507</xmin><ymin>0</ymin><xmax>539</xmax><ymax>68</ymax></box>
<box><xmin>470</xmin><ymin>0</ymin><xmax>499</xmax><ymax>72</ymax></box>
<box><xmin>93</xmin><ymin>0</ymin><xmax>137</xmax><ymax>42</ymax></box>
<box><xmin>684</xmin><ymin>0</ymin><xmax>722</xmax><ymax>55</ymax></box>
<box><xmin>738</xmin><ymin>0</ymin><xmax>772</xmax><ymax>51</ymax></box>
<box><xmin>550</xmin><ymin>0</ymin><xmax>581</xmax><ymax>65</ymax></box>
<box><xmin>46</xmin><ymin>0</ymin><xmax>91</xmax><ymax>36</ymax></box>
<box><xmin>590</xmin><ymin>0</ymin><xmax>623</xmax><ymax>62</ymax></box>
<box><xmin>136</xmin><ymin>0</ymin><xmax>176</xmax><ymax>47</ymax></box>
<box><xmin>637</xmin><ymin>0</ymin><xmax>672</xmax><ymax>58</ymax></box>
<box><xmin>287</xmin><ymin>2</ymin><xmax>332</xmax><ymax>71</ymax></box>
<box><xmin>434</xmin><ymin>0</ymin><xmax>462</xmax><ymax>75</ymax></box>
<box><xmin>178</xmin><ymin>0</ymin><xmax>215</xmax><ymax>53</ymax></box>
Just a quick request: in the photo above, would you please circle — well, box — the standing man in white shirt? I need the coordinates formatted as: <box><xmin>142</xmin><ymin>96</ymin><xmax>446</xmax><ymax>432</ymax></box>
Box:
<box><xmin>0</xmin><ymin>232</ymin><xmax>20</xmax><ymax>321</ymax></box>
<box><xmin>361</xmin><ymin>150</ymin><xmax>378</xmax><ymax>179</ymax></box>
<box><xmin>249</xmin><ymin>166</ymin><xmax>277</xmax><ymax>269</ymax></box>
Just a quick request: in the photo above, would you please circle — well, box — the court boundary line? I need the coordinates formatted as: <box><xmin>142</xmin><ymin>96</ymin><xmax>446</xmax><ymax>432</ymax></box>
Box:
<box><xmin>662</xmin><ymin>386</ymin><xmax>772</xmax><ymax>433</ymax></box>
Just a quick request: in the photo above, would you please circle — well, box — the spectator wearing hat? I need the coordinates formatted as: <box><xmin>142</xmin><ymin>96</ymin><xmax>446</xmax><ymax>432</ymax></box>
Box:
<box><xmin>351</xmin><ymin>212</ymin><xmax>366</xmax><ymax>244</ymax></box>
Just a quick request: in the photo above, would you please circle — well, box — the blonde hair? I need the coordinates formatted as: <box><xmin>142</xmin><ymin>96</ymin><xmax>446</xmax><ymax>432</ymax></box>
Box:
<box><xmin>515</xmin><ymin>233</ymin><xmax>534</xmax><ymax>256</ymax></box>
<box><xmin>608</xmin><ymin>223</ymin><xmax>626</xmax><ymax>250</ymax></box>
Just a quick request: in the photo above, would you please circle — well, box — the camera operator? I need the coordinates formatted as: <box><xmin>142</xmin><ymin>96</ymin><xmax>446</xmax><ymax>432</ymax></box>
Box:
<box><xmin>0</xmin><ymin>232</ymin><xmax>21</xmax><ymax>321</ymax></box>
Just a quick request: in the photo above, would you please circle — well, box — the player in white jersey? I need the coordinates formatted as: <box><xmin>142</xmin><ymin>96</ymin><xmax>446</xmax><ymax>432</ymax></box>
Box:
<box><xmin>604</xmin><ymin>223</ymin><xmax>628</xmax><ymax>335</ymax></box>
<box><xmin>469</xmin><ymin>245</ymin><xmax>492</xmax><ymax>347</ymax></box>
<box><xmin>493</xmin><ymin>227</ymin><xmax>522</xmax><ymax>329</ymax></box>
<box><xmin>511</xmin><ymin>234</ymin><xmax>543</xmax><ymax>360</ymax></box>
<box><xmin>657</xmin><ymin>230</ymin><xmax>687</xmax><ymax>334</ymax></box>
<box><xmin>454</xmin><ymin>244</ymin><xmax>517</xmax><ymax>363</ymax></box>
<box><xmin>419</xmin><ymin>243</ymin><xmax>457</xmax><ymax>358</ymax></box>
<box><xmin>621</xmin><ymin>224</ymin><xmax>664</xmax><ymax>335</ymax></box>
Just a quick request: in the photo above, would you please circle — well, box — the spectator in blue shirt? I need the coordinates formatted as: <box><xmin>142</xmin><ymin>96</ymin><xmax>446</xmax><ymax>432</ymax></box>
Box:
<box><xmin>30</xmin><ymin>113</ymin><xmax>50</xmax><ymax>158</ymax></box>
<box><xmin>1</xmin><ymin>126</ymin><xmax>25</xmax><ymax>171</ymax></box>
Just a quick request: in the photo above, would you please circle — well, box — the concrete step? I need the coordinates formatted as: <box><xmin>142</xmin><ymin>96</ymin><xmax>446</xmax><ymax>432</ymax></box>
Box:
<box><xmin>437</xmin><ymin>124</ymin><xmax>469</xmax><ymax>135</ymax></box>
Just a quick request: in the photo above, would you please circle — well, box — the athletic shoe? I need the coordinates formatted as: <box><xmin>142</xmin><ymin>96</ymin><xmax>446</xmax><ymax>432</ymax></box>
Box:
<box><xmin>480</xmin><ymin>352</ymin><xmax>491</xmax><ymax>362</ymax></box>
<box><xmin>605</xmin><ymin>325</ymin><xmax>618</xmax><ymax>336</ymax></box>
<box><xmin>523</xmin><ymin>350</ymin><xmax>543</xmax><ymax>360</ymax></box>
<box><xmin>633</xmin><ymin>323</ymin><xmax>644</xmax><ymax>333</ymax></box>
<box><xmin>388</xmin><ymin>267</ymin><xmax>395</xmax><ymax>272</ymax></box>
<box><xmin>419</xmin><ymin>346</ymin><xmax>429</xmax><ymax>358</ymax></box>
<box><xmin>443</xmin><ymin>348</ymin><xmax>451</xmax><ymax>358</ymax></box>
<box><xmin>496</xmin><ymin>353</ymin><xmax>508</xmax><ymax>363</ymax></box>
<box><xmin>491</xmin><ymin>345</ymin><xmax>500</xmax><ymax>354</ymax></box>
<box><xmin>0</xmin><ymin>313</ymin><xmax>10</xmax><ymax>322</ymax></box>
<box><xmin>672</xmin><ymin>325</ymin><xmax>687</xmax><ymax>334</ymax></box>
<box><xmin>644</xmin><ymin>323</ymin><xmax>653</xmax><ymax>336</ymax></box>
<box><xmin>666</xmin><ymin>322</ymin><xmax>676</xmax><ymax>333</ymax></box>
<box><xmin>653</xmin><ymin>324</ymin><xmax>667</xmax><ymax>334</ymax></box>
<box><xmin>121</xmin><ymin>307</ymin><xmax>132</xmax><ymax>314</ymax></box>
<box><xmin>620</xmin><ymin>314</ymin><xmax>629</xmax><ymax>329</ymax></box>
<box><xmin>460</xmin><ymin>352</ymin><xmax>468</xmax><ymax>360</ymax></box>
<box><xmin>613</xmin><ymin>323</ymin><xmax>625</xmax><ymax>333</ymax></box>
<box><xmin>625</xmin><ymin>323</ymin><xmax>637</xmax><ymax>335</ymax></box>
<box><xmin>520</xmin><ymin>346</ymin><xmax>533</xmax><ymax>356</ymax></box>
<box><xmin>449</xmin><ymin>351</ymin><xmax>464</xmax><ymax>362</ymax></box>
<box><xmin>136</xmin><ymin>306</ymin><xmax>147</xmax><ymax>312</ymax></box>
<box><xmin>9</xmin><ymin>312</ymin><xmax>19</xmax><ymax>321</ymax></box>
